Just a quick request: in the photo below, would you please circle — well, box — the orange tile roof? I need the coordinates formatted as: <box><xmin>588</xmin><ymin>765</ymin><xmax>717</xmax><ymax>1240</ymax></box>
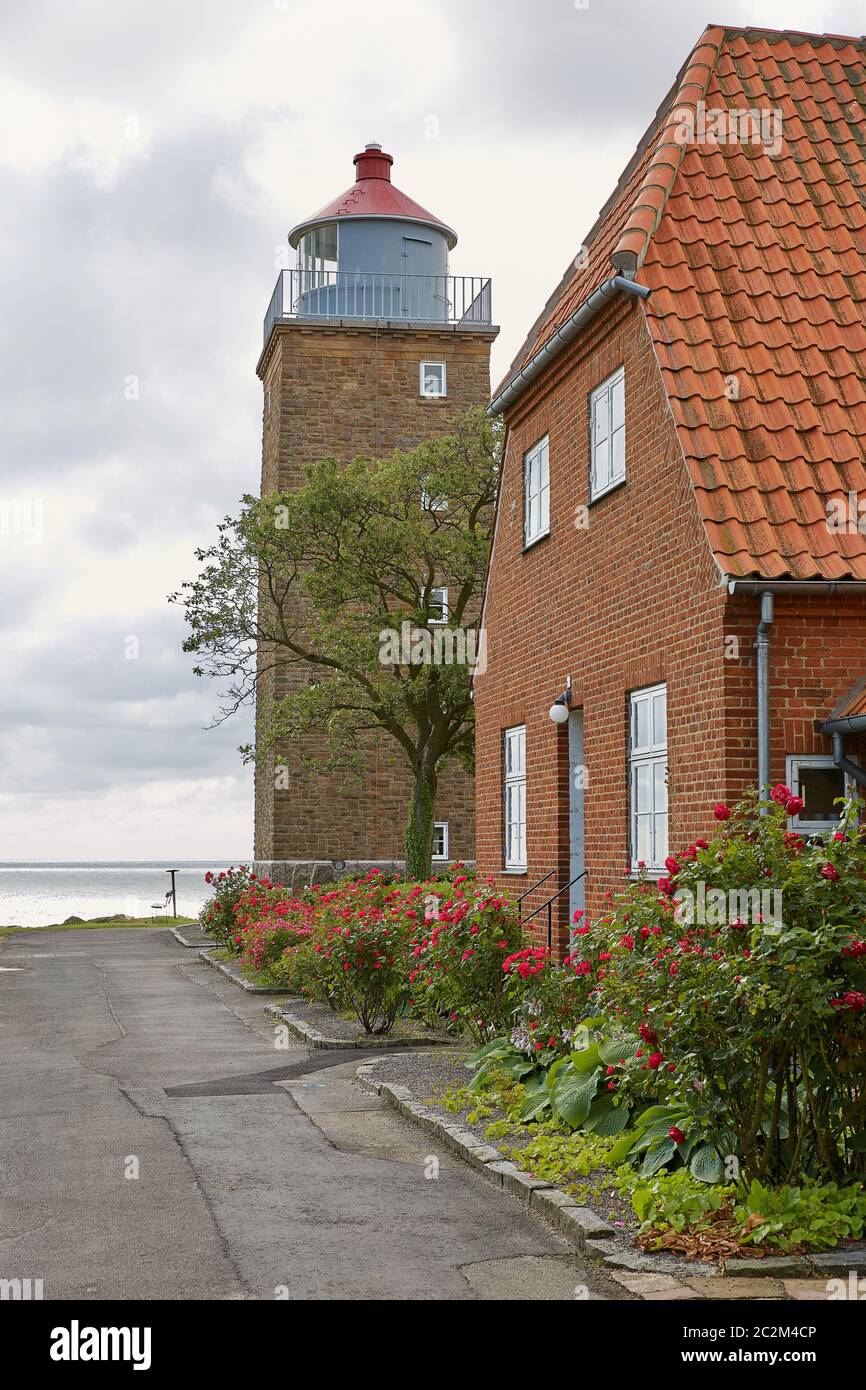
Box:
<box><xmin>830</xmin><ymin>675</ymin><xmax>866</xmax><ymax>719</ymax></box>
<box><xmin>503</xmin><ymin>25</ymin><xmax>866</xmax><ymax>581</ymax></box>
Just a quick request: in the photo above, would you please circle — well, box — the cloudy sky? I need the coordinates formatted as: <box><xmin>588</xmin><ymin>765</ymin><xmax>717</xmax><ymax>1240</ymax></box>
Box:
<box><xmin>1</xmin><ymin>0</ymin><xmax>861</xmax><ymax>859</ymax></box>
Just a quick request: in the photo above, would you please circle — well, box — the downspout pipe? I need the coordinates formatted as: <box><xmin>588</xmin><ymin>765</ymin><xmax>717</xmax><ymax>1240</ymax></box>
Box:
<box><xmin>756</xmin><ymin>591</ymin><xmax>774</xmax><ymax>807</ymax></box>
<box><xmin>820</xmin><ymin>715</ymin><xmax>866</xmax><ymax>793</ymax></box>
<box><xmin>488</xmin><ymin>276</ymin><xmax>651</xmax><ymax>417</ymax></box>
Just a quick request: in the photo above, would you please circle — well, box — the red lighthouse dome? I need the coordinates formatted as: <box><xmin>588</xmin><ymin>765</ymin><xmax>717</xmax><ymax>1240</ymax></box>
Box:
<box><xmin>289</xmin><ymin>143</ymin><xmax>457</xmax><ymax>250</ymax></box>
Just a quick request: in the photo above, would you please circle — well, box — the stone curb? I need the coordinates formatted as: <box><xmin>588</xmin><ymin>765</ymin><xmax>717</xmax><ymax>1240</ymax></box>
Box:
<box><xmin>169</xmin><ymin>927</ymin><xmax>214</xmax><ymax>950</ymax></box>
<box><xmin>266</xmin><ymin>1004</ymin><xmax>455</xmax><ymax>1051</ymax></box>
<box><xmin>199</xmin><ymin>949</ymin><xmax>292</xmax><ymax>995</ymax></box>
<box><xmin>353</xmin><ymin>1060</ymin><xmax>844</xmax><ymax>1298</ymax></box>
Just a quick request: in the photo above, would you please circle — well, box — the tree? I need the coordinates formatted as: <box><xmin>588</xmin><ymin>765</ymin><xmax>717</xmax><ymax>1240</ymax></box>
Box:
<box><xmin>173</xmin><ymin>407</ymin><xmax>500</xmax><ymax>878</ymax></box>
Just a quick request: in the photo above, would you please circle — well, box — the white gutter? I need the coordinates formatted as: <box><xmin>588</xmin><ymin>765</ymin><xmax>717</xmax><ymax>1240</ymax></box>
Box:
<box><xmin>488</xmin><ymin>276</ymin><xmax>651</xmax><ymax>417</ymax></box>
<box><xmin>727</xmin><ymin>580</ymin><xmax>866</xmax><ymax>596</ymax></box>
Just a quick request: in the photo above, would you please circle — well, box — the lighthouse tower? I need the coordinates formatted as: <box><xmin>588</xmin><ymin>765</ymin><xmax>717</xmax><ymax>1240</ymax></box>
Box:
<box><xmin>254</xmin><ymin>145</ymin><xmax>497</xmax><ymax>884</ymax></box>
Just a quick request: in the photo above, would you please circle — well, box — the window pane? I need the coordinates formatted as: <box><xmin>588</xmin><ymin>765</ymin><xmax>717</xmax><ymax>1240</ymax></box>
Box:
<box><xmin>593</xmin><ymin>437</ymin><xmax>610</xmax><ymax>491</ymax></box>
<box><xmin>799</xmin><ymin>765</ymin><xmax>845</xmax><ymax>822</ymax></box>
<box><xmin>652</xmin><ymin>690</ymin><xmax>667</xmax><ymax>748</ymax></box>
<box><xmin>636</xmin><ymin>813</ymin><xmax>652</xmax><ymax>863</ymax></box>
<box><xmin>636</xmin><ymin>762</ymin><xmax>652</xmax><ymax>813</ymax></box>
<box><xmin>654</xmin><ymin>812</ymin><xmax>669</xmax><ymax>864</ymax></box>
<box><xmin>611</xmin><ymin>425</ymin><xmax>625</xmax><ymax>481</ymax></box>
<box><xmin>634</xmin><ymin>696</ymin><xmax>650</xmax><ymax>752</ymax></box>
<box><xmin>593</xmin><ymin>388</ymin><xmax>610</xmax><ymax>443</ymax></box>
<box><xmin>527</xmin><ymin>493</ymin><xmax>537</xmax><ymax>539</ymax></box>
<box><xmin>539</xmin><ymin>479</ymin><xmax>549</xmax><ymax>533</ymax></box>
<box><xmin>611</xmin><ymin>371</ymin><xmax>625</xmax><ymax>431</ymax></box>
<box><xmin>653</xmin><ymin>760</ymin><xmax>668</xmax><ymax>812</ymax></box>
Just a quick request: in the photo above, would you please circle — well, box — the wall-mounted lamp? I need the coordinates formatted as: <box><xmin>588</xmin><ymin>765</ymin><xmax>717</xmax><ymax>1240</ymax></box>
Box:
<box><xmin>549</xmin><ymin>676</ymin><xmax>572</xmax><ymax>725</ymax></box>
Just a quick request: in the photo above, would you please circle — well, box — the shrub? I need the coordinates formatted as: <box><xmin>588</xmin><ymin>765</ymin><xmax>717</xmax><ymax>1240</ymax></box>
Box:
<box><xmin>592</xmin><ymin>788</ymin><xmax>866</xmax><ymax>1185</ymax></box>
<box><xmin>409</xmin><ymin>888</ymin><xmax>523</xmax><ymax>1040</ymax></box>
<box><xmin>199</xmin><ymin>865</ymin><xmax>256</xmax><ymax>946</ymax></box>
<box><xmin>503</xmin><ymin>935</ymin><xmax>597</xmax><ymax>1061</ymax></box>
<box><xmin>317</xmin><ymin>912</ymin><xmax>412</xmax><ymax>1034</ymax></box>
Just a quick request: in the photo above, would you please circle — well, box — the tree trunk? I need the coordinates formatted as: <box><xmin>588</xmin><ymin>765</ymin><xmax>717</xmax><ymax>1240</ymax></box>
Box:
<box><xmin>404</xmin><ymin>761</ymin><xmax>437</xmax><ymax>881</ymax></box>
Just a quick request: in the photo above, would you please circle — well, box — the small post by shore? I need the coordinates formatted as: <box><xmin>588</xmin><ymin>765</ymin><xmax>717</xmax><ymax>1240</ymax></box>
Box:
<box><xmin>166</xmin><ymin>868</ymin><xmax>179</xmax><ymax>919</ymax></box>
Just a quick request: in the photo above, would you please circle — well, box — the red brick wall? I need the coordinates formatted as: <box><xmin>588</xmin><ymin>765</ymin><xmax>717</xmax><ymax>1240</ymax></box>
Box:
<box><xmin>476</xmin><ymin>298</ymin><xmax>866</xmax><ymax>953</ymax></box>
<box><xmin>475</xmin><ymin>297</ymin><xmax>729</xmax><ymax>947</ymax></box>
<box><xmin>723</xmin><ymin>594</ymin><xmax>866</xmax><ymax>798</ymax></box>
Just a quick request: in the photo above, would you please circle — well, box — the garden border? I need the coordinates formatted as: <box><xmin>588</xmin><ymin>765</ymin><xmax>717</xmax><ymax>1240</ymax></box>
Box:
<box><xmin>354</xmin><ymin>1056</ymin><xmax>862</xmax><ymax>1295</ymax></box>
<box><xmin>199</xmin><ymin>948</ymin><xmax>292</xmax><ymax>994</ymax></box>
<box><xmin>265</xmin><ymin>1003</ymin><xmax>456</xmax><ymax>1051</ymax></box>
<box><xmin>170</xmin><ymin>927</ymin><xmax>214</xmax><ymax>949</ymax></box>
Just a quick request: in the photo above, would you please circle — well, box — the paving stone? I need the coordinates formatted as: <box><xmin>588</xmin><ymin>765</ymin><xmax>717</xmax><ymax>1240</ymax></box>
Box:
<box><xmin>725</xmin><ymin>1256</ymin><xmax>809</xmax><ymax>1278</ymax></box>
<box><xmin>808</xmin><ymin>1249</ymin><xmax>866</xmax><ymax>1276</ymax></box>
<box><xmin>530</xmin><ymin>1187</ymin><xmax>580</xmax><ymax>1224</ymax></box>
<box><xmin>558</xmin><ymin>1205</ymin><xmax>615</xmax><ymax>1241</ymax></box>
<box><xmin>643</xmin><ymin>1286</ymin><xmax>705</xmax><ymax>1300</ymax></box>
<box><xmin>613</xmin><ymin>1272</ymin><xmax>683</xmax><ymax>1295</ymax></box>
<box><xmin>783</xmin><ymin>1279</ymin><xmax>835</xmax><ymax>1301</ymax></box>
<box><xmin>685</xmin><ymin>1277</ymin><xmax>784</xmax><ymax>1298</ymax></box>
<box><xmin>484</xmin><ymin>1161</ymin><xmax>553</xmax><ymax>1202</ymax></box>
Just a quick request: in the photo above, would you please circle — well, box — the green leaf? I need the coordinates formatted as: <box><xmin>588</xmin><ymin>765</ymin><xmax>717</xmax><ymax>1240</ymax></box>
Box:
<box><xmin>689</xmin><ymin>1144</ymin><xmax>724</xmax><ymax>1184</ymax></box>
<box><xmin>607</xmin><ymin>1130</ymin><xmax>639</xmax><ymax>1164</ymax></box>
<box><xmin>551</xmin><ymin>1065</ymin><xmax>602</xmax><ymax>1129</ymax></box>
<box><xmin>584</xmin><ymin>1096</ymin><xmax>632</xmax><ymax>1136</ymax></box>
<box><xmin>598</xmin><ymin>1036</ymin><xmax>638</xmax><ymax>1064</ymax></box>
<box><xmin>639</xmin><ymin>1138</ymin><xmax>678</xmax><ymax>1177</ymax></box>
<box><xmin>568</xmin><ymin>1043</ymin><xmax>602</xmax><ymax>1073</ymax></box>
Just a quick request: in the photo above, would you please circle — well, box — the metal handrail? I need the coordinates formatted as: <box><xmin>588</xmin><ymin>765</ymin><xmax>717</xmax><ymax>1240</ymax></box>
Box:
<box><xmin>521</xmin><ymin>870</ymin><xmax>588</xmax><ymax>952</ymax></box>
<box><xmin>263</xmin><ymin>269</ymin><xmax>493</xmax><ymax>343</ymax></box>
<box><xmin>517</xmin><ymin>867</ymin><xmax>557</xmax><ymax>910</ymax></box>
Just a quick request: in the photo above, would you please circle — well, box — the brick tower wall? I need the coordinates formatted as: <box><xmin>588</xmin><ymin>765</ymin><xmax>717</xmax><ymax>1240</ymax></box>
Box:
<box><xmin>254</xmin><ymin>319</ymin><xmax>496</xmax><ymax>881</ymax></box>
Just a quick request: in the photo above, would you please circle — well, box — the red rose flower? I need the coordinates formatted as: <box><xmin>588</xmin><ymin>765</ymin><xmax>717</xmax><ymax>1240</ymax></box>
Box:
<box><xmin>831</xmin><ymin>991</ymin><xmax>865</xmax><ymax>1012</ymax></box>
<box><xmin>668</xmin><ymin>1126</ymin><xmax>685</xmax><ymax>1144</ymax></box>
<box><xmin>713</xmin><ymin>802</ymin><xmax>731</xmax><ymax>821</ymax></box>
<box><xmin>770</xmin><ymin>783</ymin><xmax>792</xmax><ymax>805</ymax></box>
<box><xmin>820</xmin><ymin>863</ymin><xmax>840</xmax><ymax>882</ymax></box>
<box><xmin>785</xmin><ymin>795</ymin><xmax>804</xmax><ymax>816</ymax></box>
<box><xmin>647</xmin><ymin>1051</ymin><xmax>664</xmax><ymax>1069</ymax></box>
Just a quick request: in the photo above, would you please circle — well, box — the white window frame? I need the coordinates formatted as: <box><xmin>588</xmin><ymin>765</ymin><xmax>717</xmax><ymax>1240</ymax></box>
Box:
<box><xmin>786</xmin><ymin>755</ymin><xmax>855</xmax><ymax>835</ymax></box>
<box><xmin>421</xmin><ymin>488</ymin><xmax>448</xmax><ymax>512</ymax></box>
<box><xmin>629</xmin><ymin>684</ymin><xmax>668</xmax><ymax>873</ymax></box>
<box><xmin>428</xmin><ymin>585</ymin><xmax>448</xmax><ymax>625</ymax></box>
<box><xmin>420</xmin><ymin>361</ymin><xmax>447</xmax><ymax>398</ymax></box>
<box><xmin>504</xmin><ymin>725</ymin><xmax>527</xmax><ymax>870</ymax></box>
<box><xmin>590</xmin><ymin>366</ymin><xmax>626</xmax><ymax>501</ymax></box>
<box><xmin>432</xmin><ymin>822</ymin><xmax>449</xmax><ymax>861</ymax></box>
<box><xmin>523</xmin><ymin>435</ymin><xmax>549</xmax><ymax>547</ymax></box>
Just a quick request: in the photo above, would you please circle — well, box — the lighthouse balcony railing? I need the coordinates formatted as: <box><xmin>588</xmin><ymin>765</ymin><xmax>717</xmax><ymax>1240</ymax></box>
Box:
<box><xmin>263</xmin><ymin>269</ymin><xmax>493</xmax><ymax>343</ymax></box>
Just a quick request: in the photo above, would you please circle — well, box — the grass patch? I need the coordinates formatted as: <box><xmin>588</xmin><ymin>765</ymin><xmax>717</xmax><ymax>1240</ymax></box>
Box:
<box><xmin>0</xmin><ymin>916</ymin><xmax>195</xmax><ymax>938</ymax></box>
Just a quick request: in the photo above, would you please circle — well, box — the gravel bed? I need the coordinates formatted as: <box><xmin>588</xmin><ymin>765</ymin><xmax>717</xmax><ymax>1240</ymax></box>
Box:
<box><xmin>283</xmin><ymin>996</ymin><xmax>454</xmax><ymax>1045</ymax></box>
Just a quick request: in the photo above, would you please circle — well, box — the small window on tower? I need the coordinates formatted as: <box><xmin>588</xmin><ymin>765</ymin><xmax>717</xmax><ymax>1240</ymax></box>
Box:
<box><xmin>428</xmin><ymin>586</ymin><xmax>449</xmax><ymax>624</ymax></box>
<box><xmin>432</xmin><ymin>822</ymin><xmax>449</xmax><ymax>861</ymax></box>
<box><xmin>420</xmin><ymin>362</ymin><xmax>447</xmax><ymax>398</ymax></box>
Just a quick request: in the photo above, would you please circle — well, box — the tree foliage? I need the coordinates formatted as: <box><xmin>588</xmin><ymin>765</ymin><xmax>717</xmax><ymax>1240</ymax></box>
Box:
<box><xmin>172</xmin><ymin>408</ymin><xmax>500</xmax><ymax>876</ymax></box>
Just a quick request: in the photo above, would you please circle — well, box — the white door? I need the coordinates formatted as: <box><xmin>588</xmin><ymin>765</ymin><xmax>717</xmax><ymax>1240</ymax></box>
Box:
<box><xmin>568</xmin><ymin>708</ymin><xmax>586</xmax><ymax>938</ymax></box>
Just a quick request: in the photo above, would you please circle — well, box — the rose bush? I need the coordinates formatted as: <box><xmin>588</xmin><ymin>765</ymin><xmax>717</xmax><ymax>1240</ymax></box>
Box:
<box><xmin>409</xmin><ymin>887</ymin><xmax>523</xmax><ymax>1041</ymax></box>
<box><xmin>198</xmin><ymin>865</ymin><xmax>257</xmax><ymax>946</ymax></box>
<box><xmin>591</xmin><ymin>788</ymin><xmax>866</xmax><ymax>1185</ymax></box>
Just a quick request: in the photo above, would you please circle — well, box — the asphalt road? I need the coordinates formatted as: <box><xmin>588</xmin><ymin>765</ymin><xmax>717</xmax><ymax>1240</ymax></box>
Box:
<box><xmin>0</xmin><ymin>928</ymin><xmax>612</xmax><ymax>1301</ymax></box>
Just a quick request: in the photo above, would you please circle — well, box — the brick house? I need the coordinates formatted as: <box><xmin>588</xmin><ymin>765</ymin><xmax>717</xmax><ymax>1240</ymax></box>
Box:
<box><xmin>474</xmin><ymin>25</ymin><xmax>866</xmax><ymax>954</ymax></box>
<box><xmin>254</xmin><ymin>145</ymin><xmax>496</xmax><ymax>883</ymax></box>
